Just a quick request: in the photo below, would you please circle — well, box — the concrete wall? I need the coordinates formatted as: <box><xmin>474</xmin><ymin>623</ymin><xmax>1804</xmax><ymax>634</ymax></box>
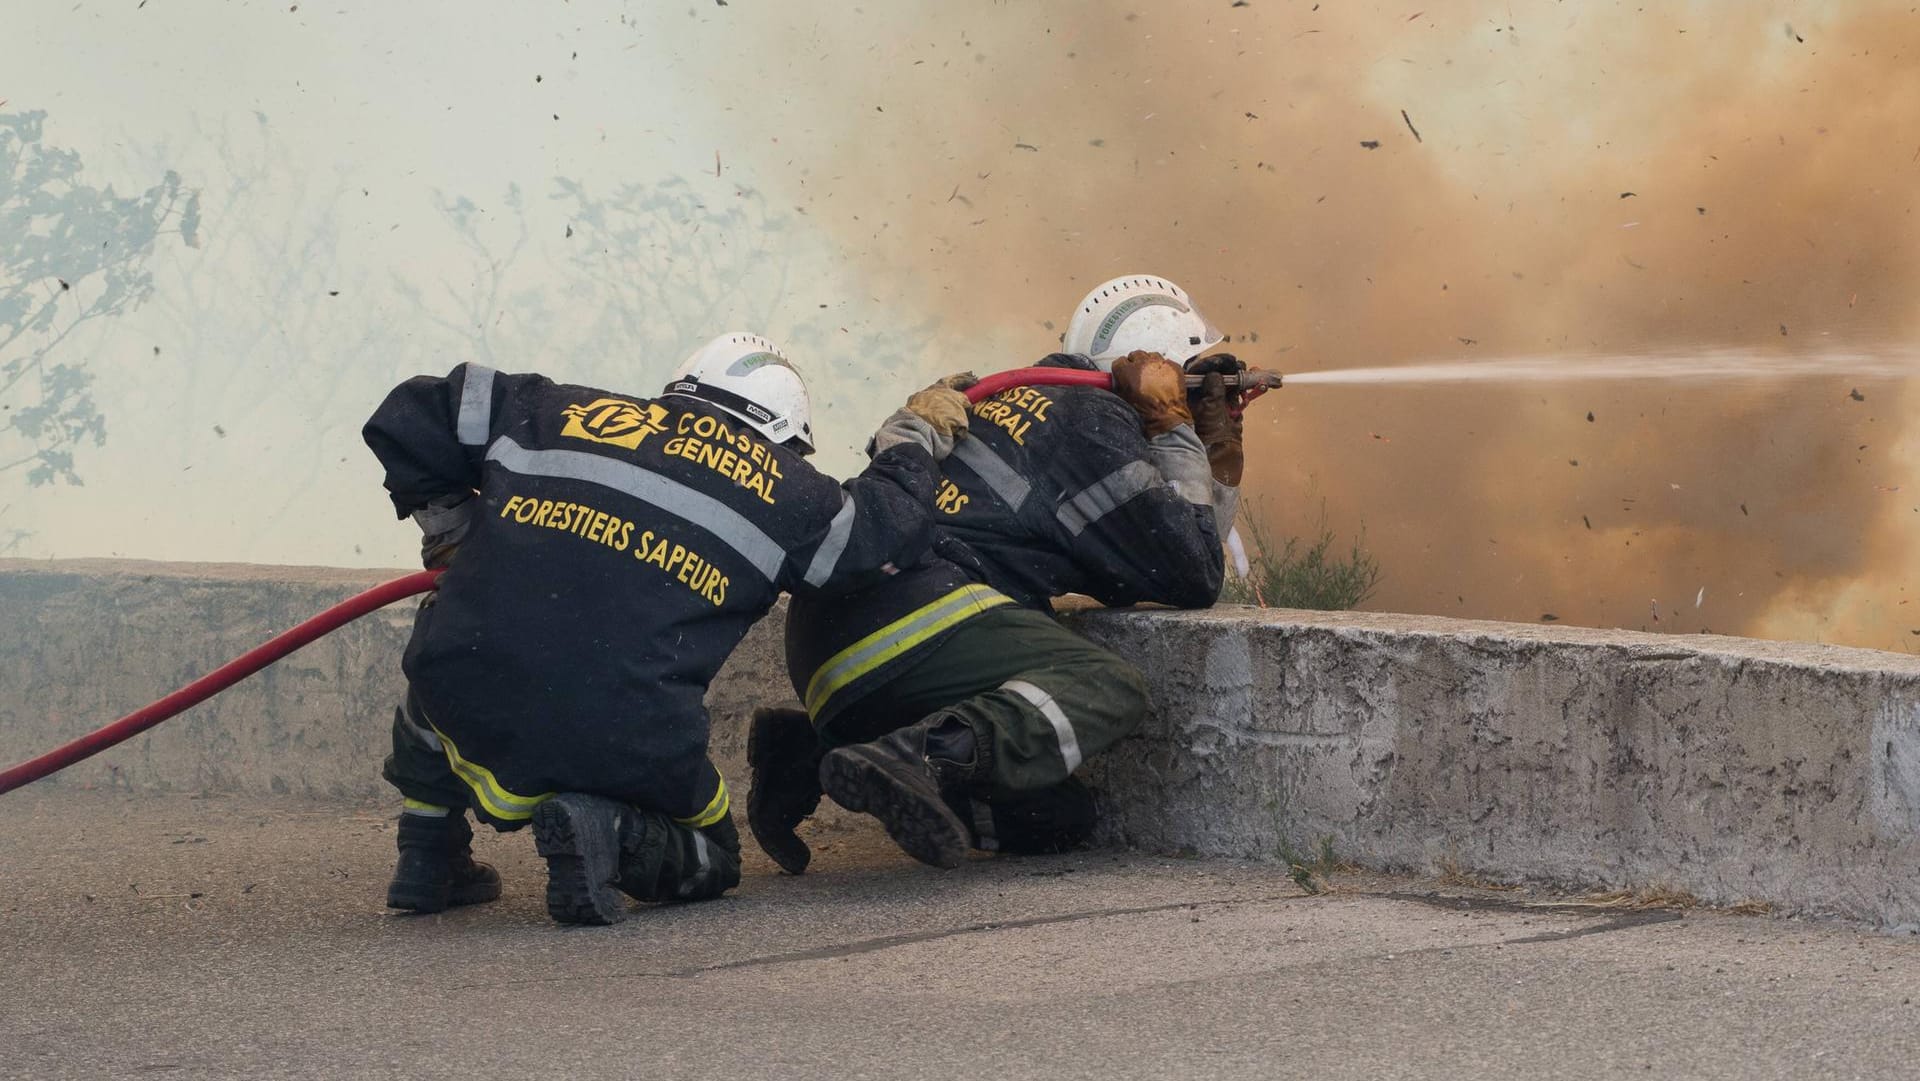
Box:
<box><xmin>8</xmin><ymin>559</ymin><xmax>1920</xmax><ymax>926</ymax></box>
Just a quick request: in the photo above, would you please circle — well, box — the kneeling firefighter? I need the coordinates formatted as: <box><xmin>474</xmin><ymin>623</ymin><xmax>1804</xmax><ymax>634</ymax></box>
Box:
<box><xmin>364</xmin><ymin>333</ymin><xmax>971</xmax><ymax>924</ymax></box>
<box><xmin>751</xmin><ymin>276</ymin><xmax>1250</xmax><ymax>870</ymax></box>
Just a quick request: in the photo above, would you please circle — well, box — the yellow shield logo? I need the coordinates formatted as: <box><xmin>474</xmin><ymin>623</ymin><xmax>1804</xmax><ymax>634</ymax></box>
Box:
<box><xmin>560</xmin><ymin>398</ymin><xmax>669</xmax><ymax>449</ymax></box>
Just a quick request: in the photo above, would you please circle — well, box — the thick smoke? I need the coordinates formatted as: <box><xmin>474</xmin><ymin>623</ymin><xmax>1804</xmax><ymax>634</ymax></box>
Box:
<box><xmin>691</xmin><ymin>1</ymin><xmax>1920</xmax><ymax>650</ymax></box>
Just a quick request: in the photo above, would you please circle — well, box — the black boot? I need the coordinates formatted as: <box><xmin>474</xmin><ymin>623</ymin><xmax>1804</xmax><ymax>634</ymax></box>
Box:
<box><xmin>385</xmin><ymin>810</ymin><xmax>502</xmax><ymax>913</ymax></box>
<box><xmin>531</xmin><ymin>793</ymin><xmax>632</xmax><ymax>926</ymax></box>
<box><xmin>747</xmin><ymin>707</ymin><xmax>825</xmax><ymax>874</ymax></box>
<box><xmin>972</xmin><ymin>777</ymin><xmax>1099</xmax><ymax>855</ymax></box>
<box><xmin>818</xmin><ymin>716</ymin><xmax>983</xmax><ymax>870</ymax></box>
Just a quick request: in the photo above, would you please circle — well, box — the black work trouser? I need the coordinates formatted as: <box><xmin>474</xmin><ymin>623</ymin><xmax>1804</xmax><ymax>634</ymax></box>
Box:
<box><xmin>384</xmin><ymin>691</ymin><xmax>739</xmax><ymax>901</ymax></box>
<box><xmin>817</xmin><ymin>605</ymin><xmax>1149</xmax><ymax>852</ymax></box>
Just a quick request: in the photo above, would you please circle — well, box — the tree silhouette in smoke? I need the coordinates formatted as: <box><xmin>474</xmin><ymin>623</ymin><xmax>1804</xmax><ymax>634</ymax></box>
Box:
<box><xmin>406</xmin><ymin>175</ymin><xmax>797</xmax><ymax>376</ymax></box>
<box><xmin>0</xmin><ymin>110</ymin><xmax>193</xmax><ymax>547</ymax></box>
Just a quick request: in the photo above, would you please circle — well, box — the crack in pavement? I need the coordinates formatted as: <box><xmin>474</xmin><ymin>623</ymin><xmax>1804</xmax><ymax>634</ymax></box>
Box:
<box><xmin>461</xmin><ymin>892</ymin><xmax>1310</xmax><ymax>988</ymax></box>
<box><xmin>463</xmin><ymin>887</ymin><xmax>1683</xmax><ymax>991</ymax></box>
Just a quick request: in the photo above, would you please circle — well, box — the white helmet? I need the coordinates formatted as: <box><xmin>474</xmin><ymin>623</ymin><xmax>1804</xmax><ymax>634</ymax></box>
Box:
<box><xmin>662</xmin><ymin>332</ymin><xmax>815</xmax><ymax>454</ymax></box>
<box><xmin>1062</xmin><ymin>275</ymin><xmax>1224</xmax><ymax>371</ymax></box>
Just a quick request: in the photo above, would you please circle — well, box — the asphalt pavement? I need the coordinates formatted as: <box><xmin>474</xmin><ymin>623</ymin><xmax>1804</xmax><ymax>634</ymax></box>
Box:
<box><xmin>4</xmin><ymin>789</ymin><xmax>1919</xmax><ymax>1080</ymax></box>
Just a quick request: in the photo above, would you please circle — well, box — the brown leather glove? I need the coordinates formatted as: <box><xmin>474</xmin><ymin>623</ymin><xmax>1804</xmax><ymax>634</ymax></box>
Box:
<box><xmin>1191</xmin><ymin>371</ymin><xmax>1245</xmax><ymax>487</ymax></box>
<box><xmin>936</xmin><ymin>371</ymin><xmax>979</xmax><ymax>392</ymax></box>
<box><xmin>1110</xmin><ymin>350</ymin><xmax>1192</xmax><ymax>438</ymax></box>
<box><xmin>903</xmin><ymin>385</ymin><xmax>972</xmax><ymax>441</ymax></box>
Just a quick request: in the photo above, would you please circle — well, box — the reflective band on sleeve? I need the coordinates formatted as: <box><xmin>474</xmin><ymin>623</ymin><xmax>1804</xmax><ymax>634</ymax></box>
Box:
<box><xmin>675</xmin><ymin>773</ymin><xmax>731</xmax><ymax>829</ymax></box>
<box><xmin>431</xmin><ymin>724</ymin><xmax>553</xmax><ymax>822</ymax></box>
<box><xmin>804</xmin><ymin>584</ymin><xmax>1015</xmax><ymax>717</ymax></box>
<box><xmin>401</xmin><ymin>799</ymin><xmax>450</xmax><ymax>818</ymax></box>
<box><xmin>1001</xmin><ymin>678</ymin><xmax>1083</xmax><ymax>773</ymax></box>
<box><xmin>801</xmin><ymin>492</ymin><xmax>857</xmax><ymax>588</ymax></box>
<box><xmin>949</xmin><ymin>437</ymin><xmax>1032</xmax><ymax>512</ymax></box>
<box><xmin>457</xmin><ymin>364</ymin><xmax>498</xmax><ymax>446</ymax></box>
<box><xmin>1055</xmin><ymin>460</ymin><xmax>1161</xmax><ymax>537</ymax></box>
<box><xmin>487</xmin><ymin>437</ymin><xmax>787</xmax><ymax>582</ymax></box>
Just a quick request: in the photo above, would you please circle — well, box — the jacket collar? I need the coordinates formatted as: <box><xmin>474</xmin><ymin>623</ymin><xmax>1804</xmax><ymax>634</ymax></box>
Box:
<box><xmin>1034</xmin><ymin>352</ymin><xmax>1100</xmax><ymax>372</ymax></box>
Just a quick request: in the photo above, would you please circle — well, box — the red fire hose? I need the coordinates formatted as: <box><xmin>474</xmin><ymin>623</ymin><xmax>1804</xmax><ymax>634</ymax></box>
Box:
<box><xmin>0</xmin><ymin>365</ymin><xmax>1264</xmax><ymax>796</ymax></box>
<box><xmin>0</xmin><ymin>570</ymin><xmax>445</xmax><ymax>795</ymax></box>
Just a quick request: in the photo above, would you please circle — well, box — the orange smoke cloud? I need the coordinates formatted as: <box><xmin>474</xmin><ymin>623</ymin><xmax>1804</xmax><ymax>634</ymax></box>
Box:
<box><xmin>695</xmin><ymin>2</ymin><xmax>1920</xmax><ymax>650</ymax></box>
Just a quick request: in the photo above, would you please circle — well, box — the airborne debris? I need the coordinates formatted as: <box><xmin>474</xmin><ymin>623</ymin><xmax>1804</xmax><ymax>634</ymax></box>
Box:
<box><xmin>1540</xmin><ymin>614</ymin><xmax>1559</xmax><ymax>622</ymax></box>
<box><xmin>1401</xmin><ymin>110</ymin><xmax>1422</xmax><ymax>142</ymax></box>
<box><xmin>1582</xmin><ymin>515</ymin><xmax>1592</xmax><ymax>530</ymax></box>
<box><xmin>1849</xmin><ymin>388</ymin><xmax>1865</xmax><ymax>401</ymax></box>
<box><xmin>1586</xmin><ymin>411</ymin><xmax>1595</xmax><ymax>422</ymax></box>
<box><xmin>1619</xmin><ymin>192</ymin><xmax>1636</xmax><ymax>199</ymax></box>
<box><xmin>1740</xmin><ymin>502</ymin><xmax>1749</xmax><ymax>516</ymax></box>
<box><xmin>1014</xmin><ymin>142</ymin><xmax>1039</xmax><ymax>151</ymax></box>
<box><xmin>1785</xmin><ymin>23</ymin><xmax>1803</xmax><ymax>43</ymax></box>
<box><xmin>1359</xmin><ymin>140</ymin><xmax>1381</xmax><ymax>150</ymax></box>
<box><xmin>1695</xmin><ymin>587</ymin><xmax>1705</xmax><ymax>609</ymax></box>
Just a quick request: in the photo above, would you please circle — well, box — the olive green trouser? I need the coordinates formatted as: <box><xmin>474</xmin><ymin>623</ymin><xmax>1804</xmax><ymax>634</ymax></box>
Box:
<box><xmin>817</xmin><ymin>604</ymin><xmax>1149</xmax><ymax>850</ymax></box>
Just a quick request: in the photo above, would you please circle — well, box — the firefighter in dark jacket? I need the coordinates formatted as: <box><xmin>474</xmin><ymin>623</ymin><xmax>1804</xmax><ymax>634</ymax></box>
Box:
<box><xmin>751</xmin><ymin>276</ymin><xmax>1249</xmax><ymax>871</ymax></box>
<box><xmin>363</xmin><ymin>332</ymin><xmax>971</xmax><ymax>924</ymax></box>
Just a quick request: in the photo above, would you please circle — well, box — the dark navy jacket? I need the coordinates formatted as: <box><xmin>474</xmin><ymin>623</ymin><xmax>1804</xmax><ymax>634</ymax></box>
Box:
<box><xmin>365</xmin><ymin>362</ymin><xmax>939</xmax><ymax>822</ymax></box>
<box><xmin>785</xmin><ymin>354</ymin><xmax>1223</xmax><ymax>724</ymax></box>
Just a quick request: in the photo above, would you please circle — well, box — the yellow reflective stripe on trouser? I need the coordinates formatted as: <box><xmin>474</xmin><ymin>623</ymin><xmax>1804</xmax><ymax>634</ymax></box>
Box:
<box><xmin>401</xmin><ymin>798</ymin><xmax>449</xmax><ymax>817</ymax></box>
<box><xmin>431</xmin><ymin>725</ymin><xmax>554</xmax><ymax>823</ymax></box>
<box><xmin>676</xmin><ymin>773</ymin><xmax>731</xmax><ymax>829</ymax></box>
<box><xmin>804</xmin><ymin>584</ymin><xmax>1015</xmax><ymax>717</ymax></box>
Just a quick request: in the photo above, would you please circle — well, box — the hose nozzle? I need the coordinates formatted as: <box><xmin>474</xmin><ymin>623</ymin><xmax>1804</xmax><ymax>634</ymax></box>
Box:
<box><xmin>1182</xmin><ymin>369</ymin><xmax>1284</xmax><ymax>391</ymax></box>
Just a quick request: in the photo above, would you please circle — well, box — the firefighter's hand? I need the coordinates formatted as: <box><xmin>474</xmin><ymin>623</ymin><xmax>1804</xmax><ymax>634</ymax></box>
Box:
<box><xmin>1111</xmin><ymin>350</ymin><xmax>1193</xmax><ymax>437</ymax></box>
<box><xmin>904</xmin><ymin>385</ymin><xmax>972</xmax><ymax>439</ymax></box>
<box><xmin>411</xmin><ymin>493</ymin><xmax>474</xmax><ymax>569</ymax></box>
<box><xmin>1190</xmin><ymin>372</ymin><xmax>1245</xmax><ymax>487</ymax></box>
<box><xmin>936</xmin><ymin>370</ymin><xmax>979</xmax><ymax>392</ymax></box>
<box><xmin>872</xmin><ymin>385</ymin><xmax>970</xmax><ymax>461</ymax></box>
<box><xmin>1184</xmin><ymin>352</ymin><xmax>1246</xmax><ymax>403</ymax></box>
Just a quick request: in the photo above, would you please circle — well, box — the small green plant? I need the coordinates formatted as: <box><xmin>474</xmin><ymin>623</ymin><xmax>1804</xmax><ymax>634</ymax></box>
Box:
<box><xmin>1222</xmin><ymin>502</ymin><xmax>1382</xmax><ymax>610</ymax></box>
<box><xmin>1276</xmin><ymin>835</ymin><xmax>1344</xmax><ymax>896</ymax></box>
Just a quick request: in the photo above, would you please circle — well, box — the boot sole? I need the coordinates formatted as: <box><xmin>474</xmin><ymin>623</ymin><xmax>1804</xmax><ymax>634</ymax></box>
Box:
<box><xmin>820</xmin><ymin>746</ymin><xmax>969</xmax><ymax>869</ymax></box>
<box><xmin>385</xmin><ymin>880</ymin><xmax>451</xmax><ymax>913</ymax></box>
<box><xmin>386</xmin><ymin>872</ymin><xmax>501</xmax><ymax>913</ymax></box>
<box><xmin>532</xmin><ymin>796</ymin><xmax>629</xmax><ymax>926</ymax></box>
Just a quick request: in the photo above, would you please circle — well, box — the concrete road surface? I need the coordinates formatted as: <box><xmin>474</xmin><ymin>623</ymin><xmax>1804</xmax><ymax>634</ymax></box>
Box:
<box><xmin>4</xmin><ymin>789</ymin><xmax>1919</xmax><ymax>1080</ymax></box>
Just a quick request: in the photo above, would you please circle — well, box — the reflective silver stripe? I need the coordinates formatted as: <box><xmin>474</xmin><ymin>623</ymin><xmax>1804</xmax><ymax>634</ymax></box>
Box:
<box><xmin>1055</xmin><ymin>460</ymin><xmax>1161</xmax><ymax>537</ymax></box>
<box><xmin>968</xmin><ymin>798</ymin><xmax>999</xmax><ymax>852</ymax></box>
<box><xmin>457</xmin><ymin>364</ymin><xmax>497</xmax><ymax>446</ymax></box>
<box><xmin>1003</xmin><ymin>678</ymin><xmax>1082</xmax><ymax>773</ymax></box>
<box><xmin>802</xmin><ymin>492</ymin><xmax>857</xmax><ymax>588</ymax></box>
<box><xmin>678</xmin><ymin>831</ymin><xmax>714</xmax><ymax>899</ymax></box>
<box><xmin>486</xmin><ymin>437</ymin><xmax>787</xmax><ymax>582</ymax></box>
<box><xmin>950</xmin><ymin>437</ymin><xmax>1031</xmax><ymax>511</ymax></box>
<box><xmin>398</xmin><ymin>701</ymin><xmax>443</xmax><ymax>752</ymax></box>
